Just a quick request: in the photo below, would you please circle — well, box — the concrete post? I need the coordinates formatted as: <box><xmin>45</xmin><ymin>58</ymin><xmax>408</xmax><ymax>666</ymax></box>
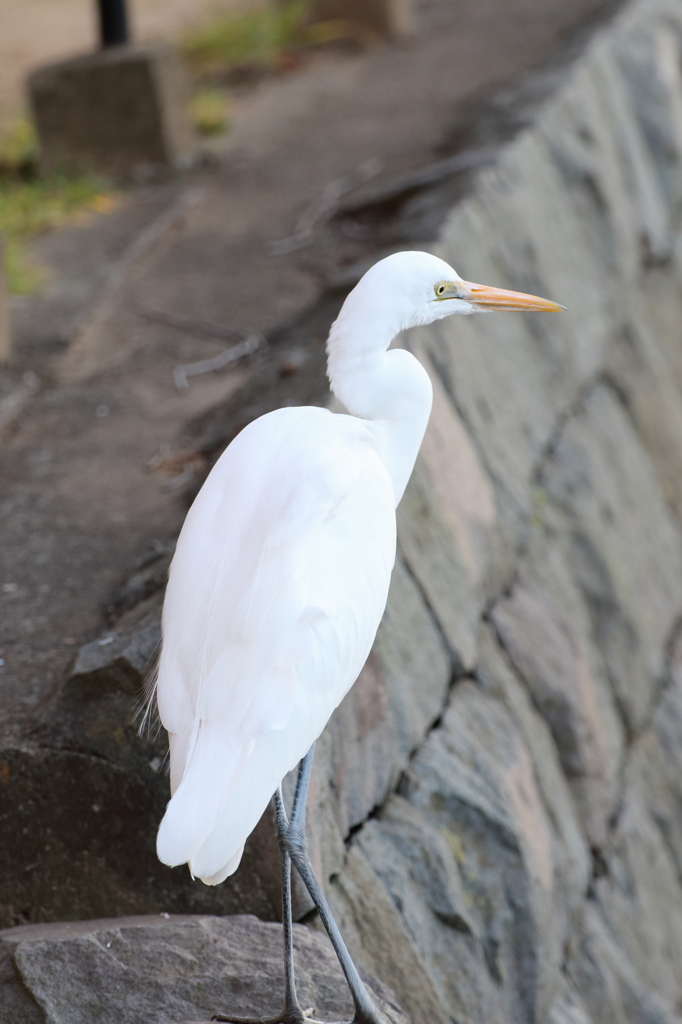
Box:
<box><xmin>28</xmin><ymin>44</ymin><xmax>196</xmax><ymax>181</ymax></box>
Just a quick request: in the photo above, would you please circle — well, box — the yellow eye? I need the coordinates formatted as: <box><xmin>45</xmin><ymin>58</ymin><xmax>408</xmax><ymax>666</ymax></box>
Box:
<box><xmin>435</xmin><ymin>282</ymin><xmax>447</xmax><ymax>297</ymax></box>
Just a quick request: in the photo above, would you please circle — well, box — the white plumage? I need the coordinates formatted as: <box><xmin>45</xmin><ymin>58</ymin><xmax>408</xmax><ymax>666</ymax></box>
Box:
<box><xmin>153</xmin><ymin>250</ymin><xmax>564</xmax><ymax>887</ymax></box>
<box><xmin>156</xmin><ymin>406</ymin><xmax>395</xmax><ymax>882</ymax></box>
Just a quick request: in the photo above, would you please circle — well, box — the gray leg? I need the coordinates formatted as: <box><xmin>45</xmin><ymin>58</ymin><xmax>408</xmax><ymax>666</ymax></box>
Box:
<box><xmin>213</xmin><ymin>788</ymin><xmax>309</xmax><ymax>1024</ymax></box>
<box><xmin>284</xmin><ymin>745</ymin><xmax>384</xmax><ymax>1024</ymax></box>
<box><xmin>273</xmin><ymin>786</ymin><xmax>309</xmax><ymax>1023</ymax></box>
<box><xmin>214</xmin><ymin>745</ymin><xmax>384</xmax><ymax>1024</ymax></box>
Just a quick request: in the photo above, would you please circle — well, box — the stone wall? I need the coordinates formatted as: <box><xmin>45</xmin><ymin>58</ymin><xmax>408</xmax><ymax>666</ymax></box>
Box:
<box><xmin>303</xmin><ymin>2</ymin><xmax>682</xmax><ymax>1022</ymax></box>
<box><xmin>4</xmin><ymin>0</ymin><xmax>682</xmax><ymax>1022</ymax></box>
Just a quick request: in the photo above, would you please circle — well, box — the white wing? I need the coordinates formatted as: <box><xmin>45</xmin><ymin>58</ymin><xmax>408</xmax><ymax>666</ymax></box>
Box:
<box><xmin>155</xmin><ymin>406</ymin><xmax>396</xmax><ymax>882</ymax></box>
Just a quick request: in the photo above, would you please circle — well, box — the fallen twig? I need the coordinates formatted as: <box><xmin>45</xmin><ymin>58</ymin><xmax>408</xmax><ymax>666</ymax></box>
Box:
<box><xmin>137</xmin><ymin>305</ymin><xmax>265</xmax><ymax>391</ymax></box>
<box><xmin>162</xmin><ymin>463</ymin><xmax>197</xmax><ymax>492</ymax></box>
<box><xmin>268</xmin><ymin>158</ymin><xmax>382</xmax><ymax>256</ymax></box>
<box><xmin>172</xmin><ymin>331</ymin><xmax>263</xmax><ymax>392</ymax></box>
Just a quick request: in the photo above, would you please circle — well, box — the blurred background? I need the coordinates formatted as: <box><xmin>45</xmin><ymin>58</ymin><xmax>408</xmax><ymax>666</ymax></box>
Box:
<box><xmin>0</xmin><ymin>0</ymin><xmax>238</xmax><ymax>135</ymax></box>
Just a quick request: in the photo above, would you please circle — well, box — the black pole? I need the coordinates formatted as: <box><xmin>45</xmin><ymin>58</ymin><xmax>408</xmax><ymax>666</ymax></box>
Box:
<box><xmin>97</xmin><ymin>0</ymin><xmax>129</xmax><ymax>47</ymax></box>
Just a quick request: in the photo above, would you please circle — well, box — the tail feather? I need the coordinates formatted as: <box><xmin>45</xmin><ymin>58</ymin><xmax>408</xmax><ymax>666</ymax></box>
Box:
<box><xmin>188</xmin><ymin>721</ymin><xmax>309</xmax><ymax>883</ymax></box>
<box><xmin>156</xmin><ymin>722</ymin><xmax>251</xmax><ymax>868</ymax></box>
<box><xmin>200</xmin><ymin>845</ymin><xmax>245</xmax><ymax>886</ymax></box>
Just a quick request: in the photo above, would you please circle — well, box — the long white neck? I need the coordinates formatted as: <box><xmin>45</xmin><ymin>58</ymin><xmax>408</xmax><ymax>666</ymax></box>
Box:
<box><xmin>327</xmin><ymin>320</ymin><xmax>433</xmax><ymax>505</ymax></box>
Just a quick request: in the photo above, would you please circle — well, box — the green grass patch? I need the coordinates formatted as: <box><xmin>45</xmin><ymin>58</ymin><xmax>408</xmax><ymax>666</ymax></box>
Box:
<box><xmin>0</xmin><ymin>117</ymin><xmax>39</xmax><ymax>176</ymax></box>
<box><xmin>0</xmin><ymin>176</ymin><xmax>114</xmax><ymax>294</ymax></box>
<box><xmin>0</xmin><ymin>130</ymin><xmax>115</xmax><ymax>295</ymax></box>
<box><xmin>182</xmin><ymin>0</ymin><xmax>311</xmax><ymax>75</ymax></box>
<box><xmin>190</xmin><ymin>88</ymin><xmax>231</xmax><ymax>136</ymax></box>
<box><xmin>0</xmin><ymin>116</ymin><xmax>117</xmax><ymax>295</ymax></box>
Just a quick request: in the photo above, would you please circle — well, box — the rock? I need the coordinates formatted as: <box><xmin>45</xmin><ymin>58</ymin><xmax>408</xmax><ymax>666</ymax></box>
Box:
<box><xmin>359</xmin><ymin>797</ymin><xmax>476</xmax><ymax>940</ymax></box>
<box><xmin>0</xmin><ymin>596</ymin><xmax>283</xmax><ymax>928</ymax></box>
<box><xmin>588</xmin><ymin>32</ymin><xmax>671</xmax><ymax>268</ymax></box>
<box><xmin>476</xmin><ymin>626</ymin><xmax>590</xmax><ymax>903</ymax></box>
<box><xmin>0</xmin><ymin>735</ymin><xmax>283</xmax><ymax>930</ymax></box>
<box><xmin>605</xmin><ymin>309</ymin><xmax>682</xmax><ymax>529</ymax></box>
<box><xmin>490</xmin><ymin>528</ymin><xmax>624</xmax><ymax>847</ymax></box>
<box><xmin>373</xmin><ymin>555</ymin><xmax>452</xmax><ymax>759</ymax></box>
<box><xmin>413</xmin><ymin>249</ymin><xmax>549</xmax><ymax>541</ymax></box>
<box><xmin>626</xmin><ymin>629</ymin><xmax>682</xmax><ymax>880</ymax></box>
<box><xmin>0</xmin><ymin>913</ymin><xmax>409</xmax><ymax>1024</ymax></box>
<box><xmin>618</xmin><ymin>16</ymin><xmax>682</xmax><ymax>213</ymax></box>
<box><xmin>325</xmin><ymin>846</ymin><xmax>451</xmax><ymax>1024</ymax></box>
<box><xmin>28</xmin><ymin>44</ymin><xmax>196</xmax><ymax>180</ymax></box>
<box><xmin>351</xmin><ymin>796</ymin><xmax>508</xmax><ymax>1024</ymax></box>
<box><xmin>606</xmin><ymin>648</ymin><xmax>682</xmax><ymax>1005</ymax></box>
<box><xmin>594</xmin><ymin>788</ymin><xmax>682</xmax><ymax>1008</ymax></box>
<box><xmin>408</xmin><ymin>0</ymin><xmax>682</xmax><ymax>562</ymax></box>
<box><xmin>386</xmin><ymin>681</ymin><xmax>568</xmax><ymax>1024</ymax></box>
<box><xmin>540</xmin><ymin>384</ymin><xmax>682</xmax><ymax>731</ymax></box>
<box><xmin>397</xmin><ymin>350</ymin><xmax>510</xmax><ymax>670</ymax></box>
<box><xmin>567</xmin><ymin>902</ymin><xmax>682</xmax><ymax>1024</ymax></box>
<box><xmin>104</xmin><ymin>544</ymin><xmax>175</xmax><ymax>622</ymax></box>
<box><xmin>547</xmin><ymin>979</ymin><xmax>594</xmax><ymax>1024</ymax></box>
<box><xmin>66</xmin><ymin>596</ymin><xmax>161</xmax><ymax>699</ymax></box>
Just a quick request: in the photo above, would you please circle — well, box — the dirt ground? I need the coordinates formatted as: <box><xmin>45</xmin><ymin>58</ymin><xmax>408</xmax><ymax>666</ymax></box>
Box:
<box><xmin>0</xmin><ymin>0</ymin><xmax>263</xmax><ymax>131</ymax></box>
<box><xmin>0</xmin><ymin>0</ymin><xmax>622</xmax><ymax>740</ymax></box>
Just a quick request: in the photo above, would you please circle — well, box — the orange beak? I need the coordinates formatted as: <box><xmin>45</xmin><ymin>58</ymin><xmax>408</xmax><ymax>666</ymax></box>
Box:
<box><xmin>437</xmin><ymin>279</ymin><xmax>566</xmax><ymax>312</ymax></box>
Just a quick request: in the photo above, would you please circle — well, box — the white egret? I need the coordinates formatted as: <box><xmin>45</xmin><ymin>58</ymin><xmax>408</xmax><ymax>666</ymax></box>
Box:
<box><xmin>152</xmin><ymin>250</ymin><xmax>564</xmax><ymax>1024</ymax></box>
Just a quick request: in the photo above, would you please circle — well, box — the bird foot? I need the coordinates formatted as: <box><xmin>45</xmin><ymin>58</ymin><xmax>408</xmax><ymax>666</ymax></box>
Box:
<box><xmin>212</xmin><ymin>1007</ymin><xmax>316</xmax><ymax>1024</ymax></box>
<box><xmin>212</xmin><ymin>1013</ymin><xmax>387</xmax><ymax>1024</ymax></box>
<box><xmin>211</xmin><ymin>1010</ymin><xmax>383</xmax><ymax>1024</ymax></box>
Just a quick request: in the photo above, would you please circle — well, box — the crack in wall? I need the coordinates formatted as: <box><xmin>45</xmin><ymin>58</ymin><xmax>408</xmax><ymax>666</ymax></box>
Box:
<box><xmin>396</xmin><ymin>542</ymin><xmax>469</xmax><ymax>676</ymax></box>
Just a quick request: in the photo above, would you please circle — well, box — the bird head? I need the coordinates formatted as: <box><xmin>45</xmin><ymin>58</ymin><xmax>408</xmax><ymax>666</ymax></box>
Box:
<box><xmin>338</xmin><ymin>250</ymin><xmax>565</xmax><ymax>340</ymax></box>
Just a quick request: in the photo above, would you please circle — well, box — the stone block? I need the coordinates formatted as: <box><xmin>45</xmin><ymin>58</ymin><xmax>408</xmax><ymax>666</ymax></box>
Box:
<box><xmin>476</xmin><ymin>626</ymin><xmax>590</xmax><ymax>899</ymax></box>
<box><xmin>540</xmin><ymin>384</ymin><xmax>682</xmax><ymax>730</ymax></box>
<box><xmin>28</xmin><ymin>44</ymin><xmax>196</xmax><ymax>180</ymax></box>
<box><xmin>489</xmin><ymin>529</ymin><xmax>624</xmax><ymax>848</ymax></box>
<box><xmin>616</xmin><ymin>673</ymin><xmax>682</xmax><ymax>1007</ymax></box>
<box><xmin>606</xmin><ymin>310</ymin><xmax>682</xmax><ymax>529</ymax></box>
<box><xmin>326</xmin><ymin>846</ymin><xmax>451</xmax><ymax>1024</ymax></box>
<box><xmin>0</xmin><ymin>914</ymin><xmax>409</xmax><ymax>1024</ymax></box>
<box><xmin>67</xmin><ymin>600</ymin><xmax>161</xmax><ymax>699</ymax></box>
<box><xmin>373</xmin><ymin>553</ymin><xmax>452</xmax><ymax>760</ymax></box>
<box><xmin>547</xmin><ymin>980</ymin><xmax>594</xmax><ymax>1024</ymax></box>
<box><xmin>626</xmin><ymin>629</ymin><xmax>682</xmax><ymax>881</ymax></box>
<box><xmin>594</xmin><ymin>789</ymin><xmax>682</xmax><ymax>1007</ymax></box>
<box><xmin>397</xmin><ymin>349</ymin><xmax>509</xmax><ymax>671</ymax></box>
<box><xmin>398</xmin><ymin>682</ymin><xmax>569</xmax><ymax>1024</ymax></box>
<box><xmin>354</xmin><ymin>797</ymin><xmax>508</xmax><ymax>1024</ymax></box>
<box><xmin>567</xmin><ymin>903</ymin><xmax>681</xmax><ymax>1024</ymax></box>
<box><xmin>0</xmin><ymin>600</ymin><xmax>282</xmax><ymax>929</ymax></box>
<box><xmin>308</xmin><ymin>0</ymin><xmax>415</xmax><ymax>37</ymax></box>
<box><xmin>0</xmin><ymin>238</ymin><xmax>11</xmax><ymax>365</ymax></box>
